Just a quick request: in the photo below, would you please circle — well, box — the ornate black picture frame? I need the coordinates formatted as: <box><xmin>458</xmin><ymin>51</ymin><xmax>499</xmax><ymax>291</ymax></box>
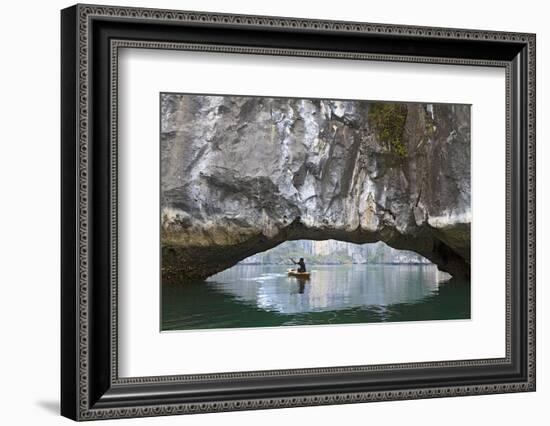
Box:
<box><xmin>61</xmin><ymin>3</ymin><xmax>536</xmax><ymax>421</ymax></box>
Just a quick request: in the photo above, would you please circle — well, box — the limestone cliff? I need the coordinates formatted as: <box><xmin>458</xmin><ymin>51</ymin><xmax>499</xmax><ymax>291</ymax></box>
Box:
<box><xmin>160</xmin><ymin>94</ymin><xmax>471</xmax><ymax>281</ymax></box>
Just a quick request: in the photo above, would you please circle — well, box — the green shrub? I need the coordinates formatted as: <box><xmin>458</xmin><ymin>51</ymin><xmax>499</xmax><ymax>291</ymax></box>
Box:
<box><xmin>368</xmin><ymin>103</ymin><xmax>408</xmax><ymax>158</ymax></box>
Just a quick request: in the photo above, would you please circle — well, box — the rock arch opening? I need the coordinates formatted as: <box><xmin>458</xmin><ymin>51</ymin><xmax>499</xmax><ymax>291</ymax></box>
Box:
<box><xmin>160</xmin><ymin>94</ymin><xmax>471</xmax><ymax>283</ymax></box>
<box><xmin>161</xmin><ymin>218</ymin><xmax>469</xmax><ymax>283</ymax></box>
<box><xmin>236</xmin><ymin>239</ymin><xmax>432</xmax><ymax>267</ymax></box>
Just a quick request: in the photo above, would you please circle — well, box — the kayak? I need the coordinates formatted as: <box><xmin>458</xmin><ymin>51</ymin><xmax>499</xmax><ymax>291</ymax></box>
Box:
<box><xmin>287</xmin><ymin>269</ymin><xmax>311</xmax><ymax>278</ymax></box>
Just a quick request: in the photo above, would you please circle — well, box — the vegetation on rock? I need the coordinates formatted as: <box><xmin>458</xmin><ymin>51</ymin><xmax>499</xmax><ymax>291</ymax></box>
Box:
<box><xmin>368</xmin><ymin>102</ymin><xmax>408</xmax><ymax>158</ymax></box>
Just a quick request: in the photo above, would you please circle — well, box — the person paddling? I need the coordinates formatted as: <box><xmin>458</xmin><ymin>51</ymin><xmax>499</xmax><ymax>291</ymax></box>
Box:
<box><xmin>290</xmin><ymin>257</ymin><xmax>307</xmax><ymax>273</ymax></box>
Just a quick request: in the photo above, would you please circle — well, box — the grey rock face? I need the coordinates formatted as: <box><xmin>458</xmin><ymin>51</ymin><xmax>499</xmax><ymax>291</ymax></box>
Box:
<box><xmin>161</xmin><ymin>94</ymin><xmax>471</xmax><ymax>281</ymax></box>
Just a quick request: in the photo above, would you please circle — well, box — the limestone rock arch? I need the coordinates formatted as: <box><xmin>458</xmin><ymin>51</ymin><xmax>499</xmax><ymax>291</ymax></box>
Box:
<box><xmin>160</xmin><ymin>94</ymin><xmax>471</xmax><ymax>282</ymax></box>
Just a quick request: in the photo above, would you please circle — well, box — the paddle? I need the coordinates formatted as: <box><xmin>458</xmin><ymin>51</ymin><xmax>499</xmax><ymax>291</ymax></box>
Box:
<box><xmin>288</xmin><ymin>258</ymin><xmax>295</xmax><ymax>272</ymax></box>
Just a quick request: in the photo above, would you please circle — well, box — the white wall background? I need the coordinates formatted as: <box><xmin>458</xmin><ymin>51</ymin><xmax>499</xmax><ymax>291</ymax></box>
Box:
<box><xmin>0</xmin><ymin>0</ymin><xmax>546</xmax><ymax>424</ymax></box>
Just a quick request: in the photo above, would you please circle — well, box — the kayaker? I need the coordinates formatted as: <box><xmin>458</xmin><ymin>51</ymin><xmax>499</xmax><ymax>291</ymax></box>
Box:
<box><xmin>290</xmin><ymin>257</ymin><xmax>307</xmax><ymax>273</ymax></box>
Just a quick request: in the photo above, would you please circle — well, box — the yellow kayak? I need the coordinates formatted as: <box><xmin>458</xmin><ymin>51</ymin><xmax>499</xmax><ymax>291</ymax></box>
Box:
<box><xmin>287</xmin><ymin>269</ymin><xmax>311</xmax><ymax>278</ymax></box>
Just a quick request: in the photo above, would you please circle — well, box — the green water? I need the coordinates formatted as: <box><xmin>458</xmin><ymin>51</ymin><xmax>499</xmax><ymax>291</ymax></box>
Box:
<box><xmin>161</xmin><ymin>264</ymin><xmax>470</xmax><ymax>331</ymax></box>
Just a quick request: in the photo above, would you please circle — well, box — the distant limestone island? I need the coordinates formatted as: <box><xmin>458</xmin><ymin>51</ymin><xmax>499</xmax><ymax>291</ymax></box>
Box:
<box><xmin>239</xmin><ymin>240</ymin><xmax>432</xmax><ymax>266</ymax></box>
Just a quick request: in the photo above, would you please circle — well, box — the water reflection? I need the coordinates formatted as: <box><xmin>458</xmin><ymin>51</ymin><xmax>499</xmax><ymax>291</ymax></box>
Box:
<box><xmin>207</xmin><ymin>265</ymin><xmax>442</xmax><ymax>314</ymax></box>
<box><xmin>161</xmin><ymin>264</ymin><xmax>469</xmax><ymax>331</ymax></box>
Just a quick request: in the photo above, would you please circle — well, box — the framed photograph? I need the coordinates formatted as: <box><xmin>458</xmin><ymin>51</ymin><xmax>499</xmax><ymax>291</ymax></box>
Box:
<box><xmin>61</xmin><ymin>4</ymin><xmax>536</xmax><ymax>421</ymax></box>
